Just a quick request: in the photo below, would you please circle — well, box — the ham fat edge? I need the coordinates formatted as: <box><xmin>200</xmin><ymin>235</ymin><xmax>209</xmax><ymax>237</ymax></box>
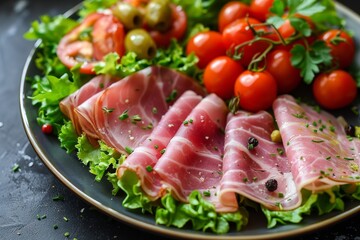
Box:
<box><xmin>60</xmin><ymin>68</ymin><xmax>360</xmax><ymax>214</ymax></box>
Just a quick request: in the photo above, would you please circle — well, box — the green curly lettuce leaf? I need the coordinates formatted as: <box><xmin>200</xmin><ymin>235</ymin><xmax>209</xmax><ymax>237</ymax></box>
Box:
<box><xmin>261</xmin><ymin>187</ymin><xmax>350</xmax><ymax>228</ymax></box>
<box><xmin>58</xmin><ymin>120</ymin><xmax>78</xmax><ymax>153</ymax></box>
<box><xmin>117</xmin><ymin>170</ymin><xmax>154</xmax><ymax>214</ymax></box>
<box><xmin>79</xmin><ymin>0</ymin><xmax>118</xmax><ymax>18</ymax></box>
<box><xmin>156</xmin><ymin>191</ymin><xmax>248</xmax><ymax>234</ymax></box>
<box><xmin>76</xmin><ymin>134</ymin><xmax>123</xmax><ymax>183</ymax></box>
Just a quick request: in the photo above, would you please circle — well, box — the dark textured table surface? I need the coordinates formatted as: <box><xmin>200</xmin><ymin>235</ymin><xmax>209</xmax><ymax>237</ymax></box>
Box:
<box><xmin>0</xmin><ymin>0</ymin><xmax>359</xmax><ymax>239</ymax></box>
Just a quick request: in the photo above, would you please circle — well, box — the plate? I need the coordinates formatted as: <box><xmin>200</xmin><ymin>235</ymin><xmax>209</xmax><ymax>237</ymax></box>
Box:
<box><xmin>20</xmin><ymin>2</ymin><xmax>360</xmax><ymax>239</ymax></box>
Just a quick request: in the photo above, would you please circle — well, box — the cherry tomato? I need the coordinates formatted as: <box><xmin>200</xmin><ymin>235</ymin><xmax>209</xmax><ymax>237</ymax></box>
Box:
<box><xmin>57</xmin><ymin>13</ymin><xmax>103</xmax><ymax>74</ymax></box>
<box><xmin>266</xmin><ymin>49</ymin><xmax>301</xmax><ymax>94</ymax></box>
<box><xmin>249</xmin><ymin>0</ymin><xmax>274</xmax><ymax>22</ymax></box>
<box><xmin>57</xmin><ymin>13</ymin><xmax>125</xmax><ymax>74</ymax></box>
<box><xmin>218</xmin><ymin>1</ymin><xmax>250</xmax><ymax>33</ymax></box>
<box><xmin>234</xmin><ymin>70</ymin><xmax>277</xmax><ymax>112</ymax></box>
<box><xmin>318</xmin><ymin>29</ymin><xmax>355</xmax><ymax>69</ymax></box>
<box><xmin>203</xmin><ymin>56</ymin><xmax>244</xmax><ymax>99</ymax></box>
<box><xmin>92</xmin><ymin>15</ymin><xmax>125</xmax><ymax>60</ymax></box>
<box><xmin>186</xmin><ymin>31</ymin><xmax>226</xmax><ymax>69</ymax></box>
<box><xmin>222</xmin><ymin>18</ymin><xmax>269</xmax><ymax>67</ymax></box>
<box><xmin>42</xmin><ymin>123</ymin><xmax>53</xmax><ymax>134</ymax></box>
<box><xmin>149</xmin><ymin>4</ymin><xmax>187</xmax><ymax>48</ymax></box>
<box><xmin>312</xmin><ymin>70</ymin><xmax>357</xmax><ymax>109</ymax></box>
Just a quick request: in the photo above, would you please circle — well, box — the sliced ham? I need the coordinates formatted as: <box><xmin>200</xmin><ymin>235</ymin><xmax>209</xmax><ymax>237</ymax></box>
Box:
<box><xmin>59</xmin><ymin>75</ymin><xmax>114</xmax><ymax>134</ymax></box>
<box><xmin>75</xmin><ymin>66</ymin><xmax>204</xmax><ymax>153</ymax></box>
<box><xmin>117</xmin><ymin>91</ymin><xmax>202</xmax><ymax>200</ymax></box>
<box><xmin>273</xmin><ymin>95</ymin><xmax>360</xmax><ymax>193</ymax></box>
<box><xmin>220</xmin><ymin>111</ymin><xmax>299</xmax><ymax>211</ymax></box>
<box><xmin>154</xmin><ymin>94</ymin><xmax>236</xmax><ymax>212</ymax></box>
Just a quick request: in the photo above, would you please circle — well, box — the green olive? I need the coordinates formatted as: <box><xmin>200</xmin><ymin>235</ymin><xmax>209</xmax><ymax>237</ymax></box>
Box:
<box><xmin>145</xmin><ymin>0</ymin><xmax>172</xmax><ymax>32</ymax></box>
<box><xmin>112</xmin><ymin>2</ymin><xmax>143</xmax><ymax>30</ymax></box>
<box><xmin>125</xmin><ymin>29</ymin><xmax>157</xmax><ymax>59</ymax></box>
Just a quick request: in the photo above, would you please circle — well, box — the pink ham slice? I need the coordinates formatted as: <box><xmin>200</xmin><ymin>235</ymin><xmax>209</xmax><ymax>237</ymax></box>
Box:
<box><xmin>59</xmin><ymin>75</ymin><xmax>114</xmax><ymax>134</ymax></box>
<box><xmin>117</xmin><ymin>91</ymin><xmax>202</xmax><ymax>200</ymax></box>
<box><xmin>273</xmin><ymin>95</ymin><xmax>360</xmax><ymax>193</ymax></box>
<box><xmin>219</xmin><ymin>111</ymin><xmax>299</xmax><ymax>211</ymax></box>
<box><xmin>154</xmin><ymin>94</ymin><xmax>236</xmax><ymax>212</ymax></box>
<box><xmin>75</xmin><ymin>66</ymin><xmax>204</xmax><ymax>153</ymax></box>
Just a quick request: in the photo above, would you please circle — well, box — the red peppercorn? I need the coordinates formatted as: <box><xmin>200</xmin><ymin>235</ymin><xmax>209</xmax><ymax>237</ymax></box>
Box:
<box><xmin>41</xmin><ymin>123</ymin><xmax>53</xmax><ymax>134</ymax></box>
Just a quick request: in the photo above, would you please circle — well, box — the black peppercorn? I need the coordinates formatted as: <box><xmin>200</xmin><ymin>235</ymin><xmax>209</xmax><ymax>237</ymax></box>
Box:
<box><xmin>265</xmin><ymin>179</ymin><xmax>278</xmax><ymax>192</ymax></box>
<box><xmin>345</xmin><ymin>124</ymin><xmax>355</xmax><ymax>137</ymax></box>
<box><xmin>248</xmin><ymin>137</ymin><xmax>259</xmax><ymax>150</ymax></box>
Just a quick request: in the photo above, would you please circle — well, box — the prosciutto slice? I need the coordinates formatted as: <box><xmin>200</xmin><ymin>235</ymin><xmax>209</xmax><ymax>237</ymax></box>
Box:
<box><xmin>117</xmin><ymin>91</ymin><xmax>202</xmax><ymax>200</ymax></box>
<box><xmin>220</xmin><ymin>111</ymin><xmax>299</xmax><ymax>211</ymax></box>
<box><xmin>60</xmin><ymin>75</ymin><xmax>114</xmax><ymax>134</ymax></box>
<box><xmin>273</xmin><ymin>95</ymin><xmax>360</xmax><ymax>193</ymax></box>
<box><xmin>75</xmin><ymin>66</ymin><xmax>204</xmax><ymax>153</ymax></box>
<box><xmin>154</xmin><ymin>94</ymin><xmax>236</xmax><ymax>212</ymax></box>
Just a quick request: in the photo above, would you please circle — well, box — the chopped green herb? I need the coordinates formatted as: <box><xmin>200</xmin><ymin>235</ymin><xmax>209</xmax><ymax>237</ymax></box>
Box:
<box><xmin>102</xmin><ymin>106</ymin><xmax>114</xmax><ymax>114</ymax></box>
<box><xmin>63</xmin><ymin>217</ymin><xmax>69</xmax><ymax>222</ymax></box>
<box><xmin>313</xmin><ymin>129</ymin><xmax>318</xmax><ymax>133</ymax></box>
<box><xmin>189</xmin><ymin>119</ymin><xmax>193</xmax><ymax>123</ymax></box>
<box><xmin>12</xmin><ymin>163</ymin><xmax>20</xmax><ymax>172</ymax></box>
<box><xmin>305</xmin><ymin>123</ymin><xmax>309</xmax><ymax>128</ymax></box>
<box><xmin>253</xmin><ymin>177</ymin><xmax>258</xmax><ymax>181</ymax></box>
<box><xmin>351</xmin><ymin>106</ymin><xmax>359</xmax><ymax>115</ymax></box>
<box><xmin>183</xmin><ymin>120</ymin><xmax>189</xmax><ymax>125</ymax></box>
<box><xmin>166</xmin><ymin>89</ymin><xmax>178</xmax><ymax>103</ymax></box>
<box><xmin>277</xmin><ymin>148</ymin><xmax>284</xmax><ymax>155</ymax></box>
<box><xmin>125</xmin><ymin>146</ymin><xmax>134</xmax><ymax>154</ymax></box>
<box><xmin>154</xmin><ymin>144</ymin><xmax>159</xmax><ymax>149</ymax></box>
<box><xmin>243</xmin><ymin>177</ymin><xmax>248</xmax><ymax>183</ymax></box>
<box><xmin>64</xmin><ymin>232</ymin><xmax>70</xmax><ymax>238</ymax></box>
<box><xmin>146</xmin><ymin>165</ymin><xmax>153</xmax><ymax>172</ymax></box>
<box><xmin>152</xmin><ymin>107</ymin><xmax>158</xmax><ymax>114</ymax></box>
<box><xmin>53</xmin><ymin>224</ymin><xmax>58</xmax><ymax>230</ymax></box>
<box><xmin>311</xmin><ymin>139</ymin><xmax>324</xmax><ymax>143</ymax></box>
<box><xmin>131</xmin><ymin>115</ymin><xmax>142</xmax><ymax>124</ymax></box>
<box><xmin>118</xmin><ymin>109</ymin><xmax>129</xmax><ymax>120</ymax></box>
<box><xmin>160</xmin><ymin>149</ymin><xmax>166</xmax><ymax>154</ymax></box>
<box><xmin>203</xmin><ymin>190</ymin><xmax>211</xmax><ymax>197</ymax></box>
<box><xmin>292</xmin><ymin>112</ymin><xmax>305</xmax><ymax>119</ymax></box>
<box><xmin>278</xmin><ymin>193</ymin><xmax>284</xmax><ymax>198</ymax></box>
<box><xmin>312</xmin><ymin>121</ymin><xmax>318</xmax><ymax>127</ymax></box>
<box><xmin>326</xmin><ymin>156</ymin><xmax>331</xmax><ymax>160</ymax></box>
<box><xmin>329</xmin><ymin>126</ymin><xmax>335</xmax><ymax>132</ymax></box>
<box><xmin>52</xmin><ymin>194</ymin><xmax>65</xmax><ymax>201</ymax></box>
<box><xmin>344</xmin><ymin>157</ymin><xmax>354</xmax><ymax>161</ymax></box>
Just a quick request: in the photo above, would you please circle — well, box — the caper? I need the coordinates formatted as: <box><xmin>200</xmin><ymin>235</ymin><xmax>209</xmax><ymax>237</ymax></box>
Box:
<box><xmin>125</xmin><ymin>29</ymin><xmax>157</xmax><ymax>59</ymax></box>
<box><xmin>145</xmin><ymin>0</ymin><xmax>172</xmax><ymax>32</ymax></box>
<box><xmin>265</xmin><ymin>179</ymin><xmax>278</xmax><ymax>192</ymax></box>
<box><xmin>112</xmin><ymin>2</ymin><xmax>143</xmax><ymax>30</ymax></box>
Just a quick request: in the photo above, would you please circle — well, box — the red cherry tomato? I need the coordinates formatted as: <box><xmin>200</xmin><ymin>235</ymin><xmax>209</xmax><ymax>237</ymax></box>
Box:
<box><xmin>57</xmin><ymin>13</ymin><xmax>125</xmax><ymax>74</ymax></box>
<box><xmin>203</xmin><ymin>56</ymin><xmax>244</xmax><ymax>99</ymax></box>
<box><xmin>266</xmin><ymin>49</ymin><xmax>301</xmax><ymax>94</ymax></box>
<box><xmin>92</xmin><ymin>14</ymin><xmax>125</xmax><ymax>60</ymax></box>
<box><xmin>186</xmin><ymin>31</ymin><xmax>226</xmax><ymax>69</ymax></box>
<box><xmin>222</xmin><ymin>18</ymin><xmax>269</xmax><ymax>67</ymax></box>
<box><xmin>234</xmin><ymin>70</ymin><xmax>277</xmax><ymax>112</ymax></box>
<box><xmin>218</xmin><ymin>1</ymin><xmax>250</xmax><ymax>33</ymax></box>
<box><xmin>149</xmin><ymin>4</ymin><xmax>187</xmax><ymax>48</ymax></box>
<box><xmin>318</xmin><ymin>29</ymin><xmax>355</xmax><ymax>69</ymax></box>
<box><xmin>249</xmin><ymin>0</ymin><xmax>274</xmax><ymax>22</ymax></box>
<box><xmin>312</xmin><ymin>70</ymin><xmax>357</xmax><ymax>109</ymax></box>
<box><xmin>42</xmin><ymin>123</ymin><xmax>53</xmax><ymax>134</ymax></box>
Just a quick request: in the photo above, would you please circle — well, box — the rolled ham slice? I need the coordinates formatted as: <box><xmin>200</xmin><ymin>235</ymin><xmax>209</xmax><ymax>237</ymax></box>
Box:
<box><xmin>220</xmin><ymin>111</ymin><xmax>299</xmax><ymax>211</ymax></box>
<box><xmin>117</xmin><ymin>91</ymin><xmax>202</xmax><ymax>200</ymax></box>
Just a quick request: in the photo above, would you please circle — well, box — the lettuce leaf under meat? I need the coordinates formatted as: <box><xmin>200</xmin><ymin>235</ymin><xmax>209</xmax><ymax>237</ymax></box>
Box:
<box><xmin>261</xmin><ymin>186</ymin><xmax>360</xmax><ymax>228</ymax></box>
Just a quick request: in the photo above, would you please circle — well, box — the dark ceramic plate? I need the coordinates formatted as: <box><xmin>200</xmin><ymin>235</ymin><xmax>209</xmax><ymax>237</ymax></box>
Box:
<box><xmin>20</xmin><ymin>3</ymin><xmax>360</xmax><ymax>239</ymax></box>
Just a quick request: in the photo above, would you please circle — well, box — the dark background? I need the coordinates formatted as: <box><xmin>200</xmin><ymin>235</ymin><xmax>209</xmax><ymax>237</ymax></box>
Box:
<box><xmin>0</xmin><ymin>0</ymin><xmax>359</xmax><ymax>239</ymax></box>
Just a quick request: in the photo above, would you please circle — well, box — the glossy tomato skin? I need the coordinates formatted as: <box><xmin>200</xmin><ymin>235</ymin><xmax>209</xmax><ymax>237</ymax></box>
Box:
<box><xmin>149</xmin><ymin>4</ymin><xmax>187</xmax><ymax>48</ymax></box>
<box><xmin>203</xmin><ymin>56</ymin><xmax>244</xmax><ymax>99</ymax></box>
<box><xmin>266</xmin><ymin>49</ymin><xmax>301</xmax><ymax>94</ymax></box>
<box><xmin>92</xmin><ymin>15</ymin><xmax>125</xmax><ymax>60</ymax></box>
<box><xmin>313</xmin><ymin>70</ymin><xmax>357</xmax><ymax>109</ymax></box>
<box><xmin>186</xmin><ymin>31</ymin><xmax>226</xmax><ymax>69</ymax></box>
<box><xmin>319</xmin><ymin>29</ymin><xmax>355</xmax><ymax>69</ymax></box>
<box><xmin>57</xmin><ymin>13</ymin><xmax>104</xmax><ymax>74</ymax></box>
<box><xmin>249</xmin><ymin>0</ymin><xmax>274</xmax><ymax>22</ymax></box>
<box><xmin>218</xmin><ymin>1</ymin><xmax>250</xmax><ymax>33</ymax></box>
<box><xmin>222</xmin><ymin>18</ymin><xmax>269</xmax><ymax>67</ymax></box>
<box><xmin>234</xmin><ymin>70</ymin><xmax>277</xmax><ymax>112</ymax></box>
<box><xmin>41</xmin><ymin>124</ymin><xmax>53</xmax><ymax>134</ymax></box>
